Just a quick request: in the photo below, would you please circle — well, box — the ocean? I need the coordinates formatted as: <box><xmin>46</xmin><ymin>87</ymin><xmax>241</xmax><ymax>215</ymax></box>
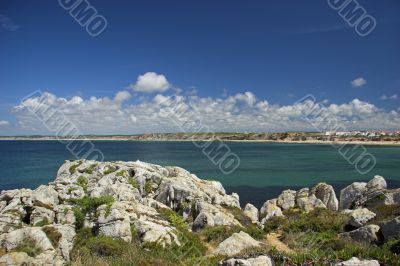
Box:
<box><xmin>0</xmin><ymin>140</ymin><xmax>399</xmax><ymax>207</ymax></box>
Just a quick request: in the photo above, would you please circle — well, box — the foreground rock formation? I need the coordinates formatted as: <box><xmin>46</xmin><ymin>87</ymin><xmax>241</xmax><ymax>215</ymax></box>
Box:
<box><xmin>0</xmin><ymin>160</ymin><xmax>398</xmax><ymax>265</ymax></box>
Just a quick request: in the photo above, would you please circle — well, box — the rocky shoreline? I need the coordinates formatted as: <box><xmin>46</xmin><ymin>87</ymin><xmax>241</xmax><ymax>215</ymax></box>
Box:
<box><xmin>0</xmin><ymin>160</ymin><xmax>399</xmax><ymax>265</ymax></box>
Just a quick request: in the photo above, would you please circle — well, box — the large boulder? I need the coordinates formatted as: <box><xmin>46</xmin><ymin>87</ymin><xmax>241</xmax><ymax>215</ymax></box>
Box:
<box><xmin>33</xmin><ymin>185</ymin><xmax>59</xmax><ymax>209</ymax></box>
<box><xmin>276</xmin><ymin>190</ymin><xmax>296</xmax><ymax>210</ymax></box>
<box><xmin>295</xmin><ymin>188</ymin><xmax>326</xmax><ymax>212</ymax></box>
<box><xmin>339</xmin><ymin>225</ymin><xmax>381</xmax><ymax>244</ymax></box>
<box><xmin>30</xmin><ymin>206</ymin><xmax>55</xmax><ymax>226</ymax></box>
<box><xmin>219</xmin><ymin>255</ymin><xmax>274</xmax><ymax>266</ymax></box>
<box><xmin>192</xmin><ymin>202</ymin><xmax>241</xmax><ymax>230</ymax></box>
<box><xmin>310</xmin><ymin>183</ymin><xmax>339</xmax><ymax>211</ymax></box>
<box><xmin>213</xmin><ymin>231</ymin><xmax>261</xmax><ymax>257</ymax></box>
<box><xmin>243</xmin><ymin>203</ymin><xmax>258</xmax><ymax>224</ymax></box>
<box><xmin>379</xmin><ymin>216</ymin><xmax>400</xmax><ymax>241</ymax></box>
<box><xmin>345</xmin><ymin>208</ymin><xmax>376</xmax><ymax>228</ymax></box>
<box><xmin>340</xmin><ymin>182</ymin><xmax>367</xmax><ymax>210</ymax></box>
<box><xmin>133</xmin><ymin>218</ymin><xmax>180</xmax><ymax>247</ymax></box>
<box><xmin>96</xmin><ymin>202</ymin><xmax>134</xmax><ymax>242</ymax></box>
<box><xmin>259</xmin><ymin>199</ymin><xmax>283</xmax><ymax>225</ymax></box>
<box><xmin>334</xmin><ymin>257</ymin><xmax>380</xmax><ymax>266</ymax></box>
<box><xmin>366</xmin><ymin>176</ymin><xmax>387</xmax><ymax>192</ymax></box>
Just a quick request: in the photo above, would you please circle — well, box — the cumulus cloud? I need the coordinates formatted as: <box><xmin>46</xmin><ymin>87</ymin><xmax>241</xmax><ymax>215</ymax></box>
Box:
<box><xmin>131</xmin><ymin>72</ymin><xmax>171</xmax><ymax>93</ymax></box>
<box><xmin>10</xmin><ymin>90</ymin><xmax>400</xmax><ymax>135</ymax></box>
<box><xmin>351</xmin><ymin>77</ymin><xmax>367</xmax><ymax>88</ymax></box>
<box><xmin>0</xmin><ymin>120</ymin><xmax>10</xmax><ymax>126</ymax></box>
<box><xmin>0</xmin><ymin>15</ymin><xmax>20</xmax><ymax>31</ymax></box>
<box><xmin>381</xmin><ymin>94</ymin><xmax>398</xmax><ymax>100</ymax></box>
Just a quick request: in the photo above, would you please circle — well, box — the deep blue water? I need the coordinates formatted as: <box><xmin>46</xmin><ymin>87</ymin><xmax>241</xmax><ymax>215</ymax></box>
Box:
<box><xmin>0</xmin><ymin>140</ymin><xmax>399</xmax><ymax>207</ymax></box>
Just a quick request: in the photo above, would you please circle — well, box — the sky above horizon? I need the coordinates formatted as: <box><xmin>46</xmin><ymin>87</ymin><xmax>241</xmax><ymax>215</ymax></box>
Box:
<box><xmin>0</xmin><ymin>0</ymin><xmax>399</xmax><ymax>135</ymax></box>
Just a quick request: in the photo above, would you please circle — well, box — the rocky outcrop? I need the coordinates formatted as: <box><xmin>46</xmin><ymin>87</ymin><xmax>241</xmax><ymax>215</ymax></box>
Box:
<box><xmin>213</xmin><ymin>231</ymin><xmax>261</xmax><ymax>257</ymax></box>
<box><xmin>0</xmin><ymin>160</ymin><xmax>397</xmax><ymax>265</ymax></box>
<box><xmin>243</xmin><ymin>203</ymin><xmax>259</xmax><ymax>224</ymax></box>
<box><xmin>379</xmin><ymin>216</ymin><xmax>400</xmax><ymax>241</ymax></box>
<box><xmin>310</xmin><ymin>182</ymin><xmax>339</xmax><ymax>211</ymax></box>
<box><xmin>219</xmin><ymin>255</ymin><xmax>274</xmax><ymax>266</ymax></box>
<box><xmin>345</xmin><ymin>208</ymin><xmax>376</xmax><ymax>228</ymax></box>
<box><xmin>334</xmin><ymin>257</ymin><xmax>380</xmax><ymax>266</ymax></box>
<box><xmin>277</xmin><ymin>190</ymin><xmax>296</xmax><ymax>210</ymax></box>
<box><xmin>339</xmin><ymin>224</ymin><xmax>381</xmax><ymax>244</ymax></box>
<box><xmin>340</xmin><ymin>176</ymin><xmax>390</xmax><ymax>210</ymax></box>
<box><xmin>260</xmin><ymin>199</ymin><xmax>283</xmax><ymax>225</ymax></box>
<box><xmin>0</xmin><ymin>160</ymin><xmax>243</xmax><ymax>264</ymax></box>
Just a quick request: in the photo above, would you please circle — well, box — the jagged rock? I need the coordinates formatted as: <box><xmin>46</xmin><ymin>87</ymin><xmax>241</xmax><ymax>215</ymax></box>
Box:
<box><xmin>340</xmin><ymin>182</ymin><xmax>367</xmax><ymax>210</ymax></box>
<box><xmin>345</xmin><ymin>208</ymin><xmax>376</xmax><ymax>228</ymax></box>
<box><xmin>334</xmin><ymin>257</ymin><xmax>380</xmax><ymax>266</ymax></box>
<box><xmin>310</xmin><ymin>183</ymin><xmax>339</xmax><ymax>211</ymax></box>
<box><xmin>30</xmin><ymin>206</ymin><xmax>55</xmax><ymax>226</ymax></box>
<box><xmin>133</xmin><ymin>218</ymin><xmax>180</xmax><ymax>247</ymax></box>
<box><xmin>277</xmin><ymin>190</ymin><xmax>296</xmax><ymax>210</ymax></box>
<box><xmin>378</xmin><ymin>189</ymin><xmax>400</xmax><ymax>205</ymax></box>
<box><xmin>96</xmin><ymin>202</ymin><xmax>133</xmax><ymax>242</ymax></box>
<box><xmin>339</xmin><ymin>225</ymin><xmax>380</xmax><ymax>243</ymax></box>
<box><xmin>340</xmin><ymin>176</ymin><xmax>392</xmax><ymax>210</ymax></box>
<box><xmin>0</xmin><ymin>227</ymin><xmax>54</xmax><ymax>253</ymax></box>
<box><xmin>54</xmin><ymin>205</ymin><xmax>75</xmax><ymax>225</ymax></box>
<box><xmin>295</xmin><ymin>188</ymin><xmax>326</xmax><ymax>212</ymax></box>
<box><xmin>0</xmin><ymin>211</ymin><xmax>23</xmax><ymax>234</ymax></box>
<box><xmin>213</xmin><ymin>231</ymin><xmax>261</xmax><ymax>257</ymax></box>
<box><xmin>366</xmin><ymin>176</ymin><xmax>387</xmax><ymax>192</ymax></box>
<box><xmin>192</xmin><ymin>202</ymin><xmax>241</xmax><ymax>230</ymax></box>
<box><xmin>243</xmin><ymin>203</ymin><xmax>258</xmax><ymax>224</ymax></box>
<box><xmin>260</xmin><ymin>199</ymin><xmax>283</xmax><ymax>224</ymax></box>
<box><xmin>33</xmin><ymin>185</ymin><xmax>59</xmax><ymax>209</ymax></box>
<box><xmin>219</xmin><ymin>255</ymin><xmax>274</xmax><ymax>266</ymax></box>
<box><xmin>379</xmin><ymin>216</ymin><xmax>400</xmax><ymax>241</ymax></box>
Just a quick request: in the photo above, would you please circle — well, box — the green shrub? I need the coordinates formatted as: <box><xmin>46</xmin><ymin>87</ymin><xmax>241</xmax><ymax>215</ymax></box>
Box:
<box><xmin>84</xmin><ymin>164</ymin><xmax>97</xmax><ymax>174</ymax></box>
<box><xmin>103</xmin><ymin>166</ymin><xmax>117</xmax><ymax>175</ymax></box>
<box><xmin>280</xmin><ymin>208</ymin><xmax>348</xmax><ymax>233</ymax></box>
<box><xmin>145</xmin><ymin>181</ymin><xmax>154</xmax><ymax>194</ymax></box>
<box><xmin>70</xmin><ymin>196</ymin><xmax>115</xmax><ymax>213</ymax></box>
<box><xmin>116</xmin><ymin>170</ymin><xmax>126</xmax><ymax>177</ymax></box>
<box><xmin>223</xmin><ymin>206</ymin><xmax>253</xmax><ymax>227</ymax></box>
<box><xmin>69</xmin><ymin>161</ymin><xmax>83</xmax><ymax>174</ymax></box>
<box><xmin>76</xmin><ymin>176</ymin><xmax>88</xmax><ymax>192</ymax></box>
<box><xmin>128</xmin><ymin>177</ymin><xmax>139</xmax><ymax>188</ymax></box>
<box><xmin>200</xmin><ymin>225</ymin><xmax>241</xmax><ymax>243</ymax></box>
<box><xmin>70</xmin><ymin>196</ymin><xmax>115</xmax><ymax>229</ymax></box>
<box><xmin>34</xmin><ymin>217</ymin><xmax>49</xmax><ymax>227</ymax></box>
<box><xmin>86</xmin><ymin>236</ymin><xmax>125</xmax><ymax>257</ymax></box>
<box><xmin>72</xmin><ymin>207</ymin><xmax>85</xmax><ymax>230</ymax></box>
<box><xmin>67</xmin><ymin>187</ymin><xmax>77</xmax><ymax>194</ymax></box>
<box><xmin>42</xmin><ymin>226</ymin><xmax>62</xmax><ymax>248</ymax></box>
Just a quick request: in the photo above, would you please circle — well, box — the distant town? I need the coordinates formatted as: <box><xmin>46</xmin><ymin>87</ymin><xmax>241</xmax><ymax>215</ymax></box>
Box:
<box><xmin>0</xmin><ymin>131</ymin><xmax>399</xmax><ymax>145</ymax></box>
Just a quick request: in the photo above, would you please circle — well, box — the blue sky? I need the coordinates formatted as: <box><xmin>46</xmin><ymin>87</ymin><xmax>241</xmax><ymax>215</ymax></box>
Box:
<box><xmin>0</xmin><ymin>0</ymin><xmax>399</xmax><ymax>135</ymax></box>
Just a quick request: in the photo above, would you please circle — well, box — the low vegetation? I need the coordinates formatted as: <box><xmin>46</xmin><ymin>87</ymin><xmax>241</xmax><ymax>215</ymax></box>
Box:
<box><xmin>262</xmin><ymin>208</ymin><xmax>400</xmax><ymax>266</ymax></box>
<box><xmin>69</xmin><ymin>196</ymin><xmax>115</xmax><ymax>229</ymax></box>
<box><xmin>69</xmin><ymin>161</ymin><xmax>83</xmax><ymax>174</ymax></box>
<box><xmin>12</xmin><ymin>237</ymin><xmax>42</xmax><ymax>257</ymax></box>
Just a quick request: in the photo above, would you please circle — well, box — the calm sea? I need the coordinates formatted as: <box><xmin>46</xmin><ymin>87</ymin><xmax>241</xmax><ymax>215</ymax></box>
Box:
<box><xmin>0</xmin><ymin>140</ymin><xmax>399</xmax><ymax>207</ymax></box>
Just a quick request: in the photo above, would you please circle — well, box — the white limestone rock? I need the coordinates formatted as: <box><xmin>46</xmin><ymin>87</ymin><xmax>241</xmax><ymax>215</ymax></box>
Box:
<box><xmin>213</xmin><ymin>231</ymin><xmax>261</xmax><ymax>257</ymax></box>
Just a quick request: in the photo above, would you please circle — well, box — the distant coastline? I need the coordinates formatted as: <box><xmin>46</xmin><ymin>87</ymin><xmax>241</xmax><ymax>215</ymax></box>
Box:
<box><xmin>0</xmin><ymin>132</ymin><xmax>399</xmax><ymax>146</ymax></box>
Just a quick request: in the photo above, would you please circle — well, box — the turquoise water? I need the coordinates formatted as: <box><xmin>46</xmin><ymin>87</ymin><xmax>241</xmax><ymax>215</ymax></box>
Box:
<box><xmin>0</xmin><ymin>140</ymin><xmax>399</xmax><ymax>207</ymax></box>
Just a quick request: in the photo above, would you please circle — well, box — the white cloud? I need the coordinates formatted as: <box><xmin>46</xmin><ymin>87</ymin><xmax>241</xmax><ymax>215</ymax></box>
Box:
<box><xmin>10</xmin><ymin>90</ymin><xmax>400</xmax><ymax>135</ymax></box>
<box><xmin>114</xmin><ymin>91</ymin><xmax>131</xmax><ymax>102</ymax></box>
<box><xmin>131</xmin><ymin>72</ymin><xmax>171</xmax><ymax>93</ymax></box>
<box><xmin>351</xmin><ymin>77</ymin><xmax>367</xmax><ymax>88</ymax></box>
<box><xmin>0</xmin><ymin>120</ymin><xmax>10</xmax><ymax>126</ymax></box>
<box><xmin>0</xmin><ymin>15</ymin><xmax>20</xmax><ymax>31</ymax></box>
<box><xmin>381</xmin><ymin>94</ymin><xmax>398</xmax><ymax>100</ymax></box>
